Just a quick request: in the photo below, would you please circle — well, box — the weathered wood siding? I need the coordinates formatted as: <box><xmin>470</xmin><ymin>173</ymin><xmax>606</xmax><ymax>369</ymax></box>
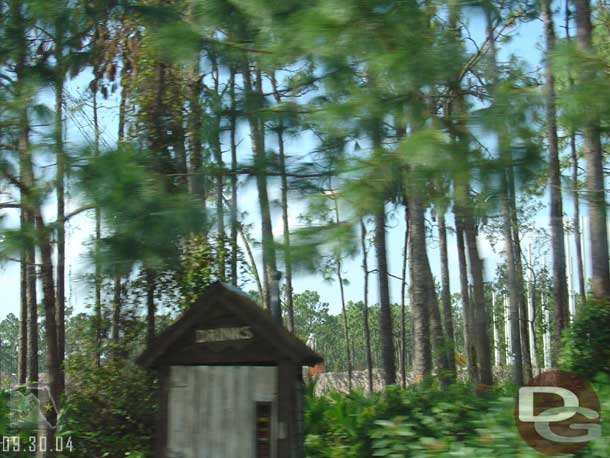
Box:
<box><xmin>167</xmin><ymin>366</ymin><xmax>278</xmax><ymax>458</ymax></box>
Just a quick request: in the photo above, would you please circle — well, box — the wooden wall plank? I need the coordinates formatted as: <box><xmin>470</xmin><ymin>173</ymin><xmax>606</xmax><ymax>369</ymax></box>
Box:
<box><xmin>242</xmin><ymin>366</ymin><xmax>254</xmax><ymax>458</ymax></box>
<box><xmin>165</xmin><ymin>365</ymin><xmax>285</xmax><ymax>458</ymax></box>
<box><xmin>155</xmin><ymin>367</ymin><xmax>169</xmax><ymax>458</ymax></box>
<box><xmin>197</xmin><ymin>366</ymin><xmax>208</xmax><ymax>458</ymax></box>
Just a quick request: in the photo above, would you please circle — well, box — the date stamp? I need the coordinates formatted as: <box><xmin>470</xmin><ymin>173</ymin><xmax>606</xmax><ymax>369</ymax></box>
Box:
<box><xmin>1</xmin><ymin>436</ymin><xmax>74</xmax><ymax>453</ymax></box>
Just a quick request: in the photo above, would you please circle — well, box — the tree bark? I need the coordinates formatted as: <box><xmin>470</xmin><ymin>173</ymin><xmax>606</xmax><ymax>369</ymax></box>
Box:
<box><xmin>508</xmin><ymin>175</ymin><xmax>532</xmax><ymax>382</ymax></box>
<box><xmin>543</xmin><ymin>0</ymin><xmax>570</xmax><ymax>365</ymax></box>
<box><xmin>26</xmin><ymin>242</ymin><xmax>38</xmax><ymax>389</ymax></box>
<box><xmin>420</xmin><ymin>221</ymin><xmax>450</xmax><ymax>383</ymax></box>
<box><xmin>35</xmin><ymin>210</ymin><xmax>59</xmax><ymax>451</ymax></box>
<box><xmin>211</xmin><ymin>57</ymin><xmax>226</xmax><ymax>281</ymax></box>
<box><xmin>502</xmin><ymin>194</ymin><xmax>524</xmax><ymax>386</ymax></box>
<box><xmin>18</xmin><ymin>225</ymin><xmax>27</xmax><ymax>385</ymax></box>
<box><xmin>54</xmin><ymin>55</ymin><xmax>66</xmax><ymax>398</ymax></box>
<box><xmin>463</xmin><ymin>215</ymin><xmax>494</xmax><ymax>386</ymax></box>
<box><xmin>407</xmin><ymin>196</ymin><xmax>432</xmax><ymax>380</ymax></box>
<box><xmin>112</xmin><ymin>273</ymin><xmax>121</xmax><ymax>347</ymax></box>
<box><xmin>272</xmin><ymin>74</ymin><xmax>294</xmax><ymax>331</ymax></box>
<box><xmin>242</xmin><ymin>62</ymin><xmax>281</xmax><ymax>320</ymax></box>
<box><xmin>438</xmin><ymin>212</ymin><xmax>457</xmax><ymax>378</ymax></box>
<box><xmin>484</xmin><ymin>1</ymin><xmax>523</xmax><ymax>385</ymax></box>
<box><xmin>565</xmin><ymin>4</ymin><xmax>586</xmax><ymax>306</ymax></box>
<box><xmin>146</xmin><ymin>270</ymin><xmax>156</xmax><ymax>348</ymax></box>
<box><xmin>111</xmin><ymin>76</ymin><xmax>127</xmax><ymax>354</ymax></box>
<box><xmin>229</xmin><ymin>68</ymin><xmax>239</xmax><ymax>286</ymax></box>
<box><xmin>237</xmin><ymin>222</ymin><xmax>264</xmax><ymax>302</ymax></box>
<box><xmin>574</xmin><ymin>0</ymin><xmax>610</xmax><ymax>300</ymax></box>
<box><xmin>12</xmin><ymin>0</ymin><xmax>39</xmax><ymax>394</ymax></box>
<box><xmin>375</xmin><ymin>207</ymin><xmax>397</xmax><ymax>385</ymax></box>
<box><xmin>455</xmin><ymin>214</ymin><xmax>476</xmax><ymax>382</ymax></box>
<box><xmin>360</xmin><ymin>219</ymin><xmax>374</xmax><ymax>392</ymax></box>
<box><xmin>93</xmin><ymin>87</ymin><xmax>103</xmax><ymax>369</ymax></box>
<box><xmin>17</xmin><ymin>112</ymin><xmax>29</xmax><ymax>388</ymax></box>
<box><xmin>337</xmin><ymin>260</ymin><xmax>352</xmax><ymax>390</ymax></box>
<box><xmin>331</xmin><ymin>194</ymin><xmax>352</xmax><ymax>388</ymax></box>
<box><xmin>18</xmin><ymin>77</ymin><xmax>28</xmax><ymax>384</ymax></box>
<box><xmin>571</xmin><ymin>136</ymin><xmax>586</xmax><ymax>304</ymax></box>
<box><xmin>188</xmin><ymin>57</ymin><xmax>207</xmax><ymax>229</ymax></box>
<box><xmin>527</xmin><ymin>262</ymin><xmax>541</xmax><ymax>372</ymax></box>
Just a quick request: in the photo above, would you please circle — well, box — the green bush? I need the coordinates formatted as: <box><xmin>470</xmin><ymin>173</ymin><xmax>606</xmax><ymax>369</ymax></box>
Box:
<box><xmin>305</xmin><ymin>383</ymin><xmax>501</xmax><ymax>457</ymax></box>
<box><xmin>59</xmin><ymin>355</ymin><xmax>157</xmax><ymax>458</ymax></box>
<box><xmin>305</xmin><ymin>379</ymin><xmax>610</xmax><ymax>458</ymax></box>
<box><xmin>561</xmin><ymin>301</ymin><xmax>610</xmax><ymax>378</ymax></box>
<box><xmin>0</xmin><ymin>389</ymin><xmax>39</xmax><ymax>458</ymax></box>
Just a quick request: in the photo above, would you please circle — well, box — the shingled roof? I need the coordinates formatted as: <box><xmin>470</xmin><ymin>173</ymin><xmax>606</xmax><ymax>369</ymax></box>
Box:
<box><xmin>137</xmin><ymin>282</ymin><xmax>323</xmax><ymax>368</ymax></box>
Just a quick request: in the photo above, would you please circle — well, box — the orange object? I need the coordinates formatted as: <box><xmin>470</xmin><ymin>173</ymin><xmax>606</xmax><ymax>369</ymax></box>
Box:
<box><xmin>308</xmin><ymin>363</ymin><xmax>325</xmax><ymax>378</ymax></box>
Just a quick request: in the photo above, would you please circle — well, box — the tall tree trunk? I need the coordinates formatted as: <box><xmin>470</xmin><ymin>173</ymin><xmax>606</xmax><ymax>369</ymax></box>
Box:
<box><xmin>111</xmin><ymin>77</ymin><xmax>128</xmax><ymax>351</ymax></box>
<box><xmin>211</xmin><ymin>57</ymin><xmax>226</xmax><ymax>281</ymax></box>
<box><xmin>229</xmin><ymin>68</ymin><xmax>239</xmax><ymax>286</ymax></box>
<box><xmin>493</xmin><ymin>290</ymin><xmax>506</xmax><ymax>367</ymax></box>
<box><xmin>172</xmin><ymin>115</ymin><xmax>188</xmax><ymax>191</ymax></box>
<box><xmin>485</xmin><ymin>2</ymin><xmax>523</xmax><ymax>385</ymax></box>
<box><xmin>17</xmin><ymin>102</ymin><xmax>29</xmax><ymax>387</ymax></box>
<box><xmin>508</xmin><ymin>175</ymin><xmax>532</xmax><ymax>382</ymax></box>
<box><xmin>571</xmin><ymin>136</ymin><xmax>586</xmax><ymax>304</ymax></box>
<box><xmin>26</xmin><ymin>242</ymin><xmax>38</xmax><ymax>388</ymax></box>
<box><xmin>447</xmin><ymin>1</ymin><xmax>476</xmax><ymax>383</ymax></box>
<box><xmin>565</xmin><ymin>4</ymin><xmax>587</xmax><ymax>305</ymax></box>
<box><xmin>455</xmin><ymin>214</ymin><xmax>476</xmax><ymax>382</ymax></box>
<box><xmin>242</xmin><ymin>62</ymin><xmax>281</xmax><ymax>320</ymax></box>
<box><xmin>502</xmin><ymin>194</ymin><xmax>524</xmax><ymax>386</ymax></box>
<box><xmin>237</xmin><ymin>222</ymin><xmax>264</xmax><ymax>302</ymax></box>
<box><xmin>400</xmin><ymin>206</ymin><xmax>409</xmax><ymax>387</ymax></box>
<box><xmin>573</xmin><ymin>0</ymin><xmax>610</xmax><ymax>300</ymax></box>
<box><xmin>331</xmin><ymin>194</ymin><xmax>352</xmax><ymax>388</ymax></box>
<box><xmin>18</xmin><ymin>97</ymin><xmax>28</xmax><ymax>384</ymax></box>
<box><xmin>375</xmin><ymin>207</ymin><xmax>397</xmax><ymax>385</ymax></box>
<box><xmin>437</xmin><ymin>212</ymin><xmax>457</xmax><ymax>378</ymax></box>
<box><xmin>54</xmin><ymin>58</ymin><xmax>66</xmax><ymax>398</ymax></box>
<box><xmin>24</xmin><ymin>189</ymin><xmax>38</xmax><ymax>391</ymax></box>
<box><xmin>463</xmin><ymin>215</ymin><xmax>494</xmax><ymax>386</ymax></box>
<box><xmin>543</xmin><ymin>0</ymin><xmax>570</xmax><ymax>365</ymax></box>
<box><xmin>417</xmin><ymin>214</ymin><xmax>450</xmax><ymax>383</ymax></box>
<box><xmin>118</xmin><ymin>61</ymin><xmax>128</xmax><ymax>144</ymax></box>
<box><xmin>93</xmin><ymin>87</ymin><xmax>103</xmax><ymax>369</ymax></box>
<box><xmin>18</xmin><ymin>223</ymin><xmax>27</xmax><ymax>385</ymax></box>
<box><xmin>188</xmin><ymin>56</ymin><xmax>206</xmax><ymax>228</ymax></box>
<box><xmin>111</xmin><ymin>274</ymin><xmax>121</xmax><ymax>348</ymax></box>
<box><xmin>527</xmin><ymin>250</ymin><xmax>541</xmax><ymax>372</ymax></box>
<box><xmin>146</xmin><ymin>270</ymin><xmax>156</xmax><ymax>348</ymax></box>
<box><xmin>272</xmin><ymin>74</ymin><xmax>294</xmax><ymax>331</ymax></box>
<box><xmin>360</xmin><ymin>219</ymin><xmax>374</xmax><ymax>392</ymax></box>
<box><xmin>151</xmin><ymin>61</ymin><xmax>168</xmax><ymax>171</ymax></box>
<box><xmin>337</xmin><ymin>260</ymin><xmax>352</xmax><ymax>390</ymax></box>
<box><xmin>36</xmin><ymin>211</ymin><xmax>59</xmax><ymax>453</ymax></box>
<box><xmin>12</xmin><ymin>0</ymin><xmax>38</xmax><ymax>393</ymax></box>
<box><xmin>407</xmin><ymin>196</ymin><xmax>432</xmax><ymax>380</ymax></box>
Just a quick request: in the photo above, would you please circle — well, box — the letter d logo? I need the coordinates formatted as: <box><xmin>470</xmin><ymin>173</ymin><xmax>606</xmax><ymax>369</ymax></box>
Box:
<box><xmin>518</xmin><ymin>387</ymin><xmax>580</xmax><ymax>423</ymax></box>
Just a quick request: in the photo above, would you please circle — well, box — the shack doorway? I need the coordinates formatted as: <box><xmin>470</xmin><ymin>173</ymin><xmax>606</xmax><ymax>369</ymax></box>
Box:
<box><xmin>167</xmin><ymin>366</ymin><xmax>278</xmax><ymax>458</ymax></box>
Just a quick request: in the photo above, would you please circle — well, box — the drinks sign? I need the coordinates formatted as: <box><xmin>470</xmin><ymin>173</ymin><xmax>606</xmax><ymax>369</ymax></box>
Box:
<box><xmin>195</xmin><ymin>326</ymin><xmax>254</xmax><ymax>344</ymax></box>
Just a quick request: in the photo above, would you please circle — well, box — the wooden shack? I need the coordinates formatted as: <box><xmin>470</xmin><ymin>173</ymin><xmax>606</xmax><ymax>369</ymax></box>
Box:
<box><xmin>137</xmin><ymin>282</ymin><xmax>323</xmax><ymax>458</ymax></box>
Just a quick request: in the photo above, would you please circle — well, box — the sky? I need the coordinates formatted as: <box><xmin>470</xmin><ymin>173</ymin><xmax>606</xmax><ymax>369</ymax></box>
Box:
<box><xmin>0</xmin><ymin>5</ymin><xmax>591</xmax><ymax>319</ymax></box>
